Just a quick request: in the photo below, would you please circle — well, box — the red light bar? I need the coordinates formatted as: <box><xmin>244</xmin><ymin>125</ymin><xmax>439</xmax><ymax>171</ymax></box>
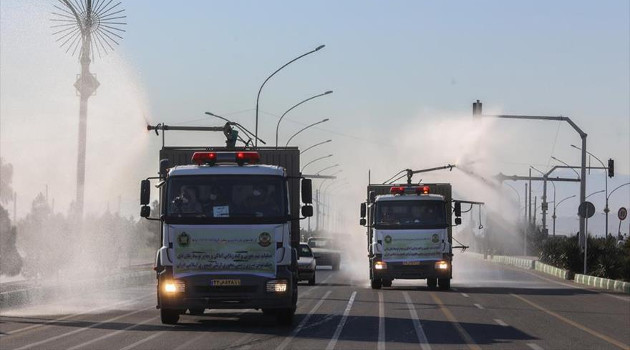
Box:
<box><xmin>390</xmin><ymin>186</ymin><xmax>405</xmax><ymax>195</ymax></box>
<box><xmin>191</xmin><ymin>152</ymin><xmax>217</xmax><ymax>165</ymax></box>
<box><xmin>416</xmin><ymin>186</ymin><xmax>430</xmax><ymax>195</ymax></box>
<box><xmin>236</xmin><ymin>151</ymin><xmax>260</xmax><ymax>165</ymax></box>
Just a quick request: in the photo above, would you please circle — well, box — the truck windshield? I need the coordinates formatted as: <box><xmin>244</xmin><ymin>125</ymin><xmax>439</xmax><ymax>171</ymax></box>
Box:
<box><xmin>166</xmin><ymin>175</ymin><xmax>287</xmax><ymax>222</ymax></box>
<box><xmin>374</xmin><ymin>200</ymin><xmax>447</xmax><ymax>229</ymax></box>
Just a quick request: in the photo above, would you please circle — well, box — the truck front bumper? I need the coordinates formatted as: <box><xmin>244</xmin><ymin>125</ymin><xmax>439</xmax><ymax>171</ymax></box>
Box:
<box><xmin>372</xmin><ymin>259</ymin><xmax>451</xmax><ymax>280</ymax></box>
<box><xmin>157</xmin><ymin>267</ymin><xmax>295</xmax><ymax>310</ymax></box>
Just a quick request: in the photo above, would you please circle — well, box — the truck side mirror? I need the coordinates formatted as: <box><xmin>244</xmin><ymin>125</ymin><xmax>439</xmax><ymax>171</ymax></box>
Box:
<box><xmin>454</xmin><ymin>217</ymin><xmax>462</xmax><ymax>225</ymax></box>
<box><xmin>140</xmin><ymin>180</ymin><xmax>150</xmax><ymax>205</ymax></box>
<box><xmin>301</xmin><ymin>179</ymin><xmax>313</xmax><ymax>204</ymax></box>
<box><xmin>369</xmin><ymin>191</ymin><xmax>376</xmax><ymax>203</ymax></box>
<box><xmin>301</xmin><ymin>205</ymin><xmax>313</xmax><ymax>217</ymax></box>
<box><xmin>360</xmin><ymin>203</ymin><xmax>366</xmax><ymax>218</ymax></box>
<box><xmin>454</xmin><ymin>201</ymin><xmax>462</xmax><ymax>217</ymax></box>
<box><xmin>140</xmin><ymin>205</ymin><xmax>150</xmax><ymax>218</ymax></box>
<box><xmin>360</xmin><ymin>218</ymin><xmax>366</xmax><ymax>226</ymax></box>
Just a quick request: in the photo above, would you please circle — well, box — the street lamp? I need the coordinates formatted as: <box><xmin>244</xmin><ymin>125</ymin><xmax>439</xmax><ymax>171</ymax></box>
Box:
<box><xmin>275</xmin><ymin>91</ymin><xmax>333</xmax><ymax>148</ymax></box>
<box><xmin>553</xmin><ymin>195</ymin><xmax>576</xmax><ymax>236</ymax></box>
<box><xmin>255</xmin><ymin>45</ymin><xmax>326</xmax><ymax>147</ymax></box>
<box><xmin>571</xmin><ymin>144</ymin><xmax>610</xmax><ymax>237</ymax></box>
<box><xmin>586</xmin><ymin>190</ymin><xmax>605</xmax><ymax>200</ymax></box>
<box><xmin>551</xmin><ymin>156</ymin><xmax>580</xmax><ymax>178</ymax></box>
<box><xmin>301</xmin><ymin>139</ymin><xmax>332</xmax><ymax>155</ymax></box>
<box><xmin>285</xmin><ymin>118</ymin><xmax>330</xmax><ymax>147</ymax></box>
<box><xmin>314</xmin><ymin>163</ymin><xmax>339</xmax><ymax>175</ymax></box>
<box><xmin>608</xmin><ymin>183</ymin><xmax>630</xmax><ymax>237</ymax></box>
<box><xmin>301</xmin><ymin>154</ymin><xmax>332</xmax><ymax>172</ymax></box>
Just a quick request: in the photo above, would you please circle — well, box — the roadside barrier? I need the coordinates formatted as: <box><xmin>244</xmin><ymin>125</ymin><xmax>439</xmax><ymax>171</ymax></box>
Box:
<box><xmin>574</xmin><ymin>274</ymin><xmax>630</xmax><ymax>294</ymax></box>
<box><xmin>534</xmin><ymin>261</ymin><xmax>573</xmax><ymax>280</ymax></box>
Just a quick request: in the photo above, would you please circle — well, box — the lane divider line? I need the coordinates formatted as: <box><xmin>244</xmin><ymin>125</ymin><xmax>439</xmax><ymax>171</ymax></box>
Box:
<box><xmin>527</xmin><ymin>343</ymin><xmax>545</xmax><ymax>350</ymax></box>
<box><xmin>14</xmin><ymin>306</ymin><xmax>155</xmax><ymax>350</ymax></box>
<box><xmin>66</xmin><ymin>315</ymin><xmax>160</xmax><ymax>350</ymax></box>
<box><xmin>461</xmin><ymin>293</ymin><xmax>469</xmax><ymax>298</ymax></box>
<box><xmin>119</xmin><ymin>331</ymin><xmax>165</xmax><ymax>350</ymax></box>
<box><xmin>473</xmin><ymin>304</ymin><xmax>484</xmax><ymax>310</ymax></box>
<box><xmin>429</xmin><ymin>292</ymin><xmax>481</xmax><ymax>350</ymax></box>
<box><xmin>378</xmin><ymin>292</ymin><xmax>385</xmax><ymax>350</ymax></box>
<box><xmin>511</xmin><ymin>293</ymin><xmax>629</xmax><ymax>349</ymax></box>
<box><xmin>3</xmin><ymin>292</ymin><xmax>154</xmax><ymax>337</ymax></box>
<box><xmin>326</xmin><ymin>291</ymin><xmax>357</xmax><ymax>350</ymax></box>
<box><xmin>494</xmin><ymin>319</ymin><xmax>508</xmax><ymax>327</ymax></box>
<box><xmin>403</xmin><ymin>291</ymin><xmax>431</xmax><ymax>350</ymax></box>
<box><xmin>276</xmin><ymin>290</ymin><xmax>332</xmax><ymax>350</ymax></box>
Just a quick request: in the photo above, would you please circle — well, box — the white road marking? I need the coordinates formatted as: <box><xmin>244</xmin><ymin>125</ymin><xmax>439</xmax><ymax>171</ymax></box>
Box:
<box><xmin>403</xmin><ymin>291</ymin><xmax>431</xmax><ymax>350</ymax></box>
<box><xmin>461</xmin><ymin>293</ymin><xmax>469</xmax><ymax>298</ymax></box>
<box><xmin>378</xmin><ymin>291</ymin><xmax>385</xmax><ymax>350</ymax></box>
<box><xmin>276</xmin><ymin>290</ymin><xmax>332</xmax><ymax>350</ymax></box>
<box><xmin>474</xmin><ymin>303</ymin><xmax>484</xmax><ymax>310</ymax></box>
<box><xmin>66</xmin><ymin>315</ymin><xmax>159</xmax><ymax>350</ymax></box>
<box><xmin>173</xmin><ymin>333</ymin><xmax>207</xmax><ymax>350</ymax></box>
<box><xmin>494</xmin><ymin>319</ymin><xmax>508</xmax><ymax>327</ymax></box>
<box><xmin>527</xmin><ymin>343</ymin><xmax>544</xmax><ymax>350</ymax></box>
<box><xmin>3</xmin><ymin>292</ymin><xmax>153</xmax><ymax>336</ymax></box>
<box><xmin>326</xmin><ymin>291</ymin><xmax>357</xmax><ymax>350</ymax></box>
<box><xmin>119</xmin><ymin>331</ymin><xmax>164</xmax><ymax>350</ymax></box>
<box><xmin>14</xmin><ymin>306</ymin><xmax>155</xmax><ymax>350</ymax></box>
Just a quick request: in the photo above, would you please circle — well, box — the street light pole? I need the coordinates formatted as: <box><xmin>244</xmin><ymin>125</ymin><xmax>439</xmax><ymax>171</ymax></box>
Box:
<box><xmin>301</xmin><ymin>154</ymin><xmax>333</xmax><ymax>172</ymax></box>
<box><xmin>255</xmin><ymin>45</ymin><xmax>325</xmax><ymax>148</ymax></box>
<box><xmin>301</xmin><ymin>139</ymin><xmax>332</xmax><ymax>155</ymax></box>
<box><xmin>285</xmin><ymin>118</ymin><xmax>330</xmax><ymax>146</ymax></box>
<box><xmin>571</xmin><ymin>145</ymin><xmax>609</xmax><ymax>237</ymax></box>
<box><xmin>314</xmin><ymin>163</ymin><xmax>339</xmax><ymax>175</ymax></box>
<box><xmin>275</xmin><ymin>90</ymin><xmax>332</xmax><ymax>148</ymax></box>
<box><xmin>554</xmin><ymin>195</ymin><xmax>576</xmax><ymax>236</ymax></box>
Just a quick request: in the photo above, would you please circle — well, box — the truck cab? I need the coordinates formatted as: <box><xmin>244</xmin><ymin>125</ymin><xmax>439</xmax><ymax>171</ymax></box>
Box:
<box><xmin>361</xmin><ymin>184</ymin><xmax>458</xmax><ymax>290</ymax></box>
<box><xmin>141</xmin><ymin>149</ymin><xmax>312</xmax><ymax>325</ymax></box>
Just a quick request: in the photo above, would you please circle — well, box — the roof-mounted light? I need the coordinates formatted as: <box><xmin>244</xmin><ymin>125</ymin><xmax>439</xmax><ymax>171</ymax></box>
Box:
<box><xmin>390</xmin><ymin>186</ymin><xmax>406</xmax><ymax>195</ymax></box>
<box><xmin>191</xmin><ymin>151</ymin><xmax>260</xmax><ymax>166</ymax></box>
<box><xmin>416</xmin><ymin>186</ymin><xmax>430</xmax><ymax>195</ymax></box>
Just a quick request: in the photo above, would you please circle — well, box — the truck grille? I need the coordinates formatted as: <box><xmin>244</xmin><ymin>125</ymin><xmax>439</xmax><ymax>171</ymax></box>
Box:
<box><xmin>194</xmin><ymin>286</ymin><xmax>258</xmax><ymax>294</ymax></box>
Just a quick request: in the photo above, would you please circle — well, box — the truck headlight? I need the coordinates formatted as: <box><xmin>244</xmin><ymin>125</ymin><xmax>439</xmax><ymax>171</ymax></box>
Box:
<box><xmin>435</xmin><ymin>261</ymin><xmax>449</xmax><ymax>270</ymax></box>
<box><xmin>266</xmin><ymin>280</ymin><xmax>288</xmax><ymax>293</ymax></box>
<box><xmin>163</xmin><ymin>280</ymin><xmax>185</xmax><ymax>293</ymax></box>
<box><xmin>374</xmin><ymin>261</ymin><xmax>387</xmax><ymax>270</ymax></box>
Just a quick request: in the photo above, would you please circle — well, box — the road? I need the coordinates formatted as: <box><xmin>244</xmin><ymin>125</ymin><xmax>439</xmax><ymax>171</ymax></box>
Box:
<box><xmin>1</xmin><ymin>254</ymin><xmax>629</xmax><ymax>350</ymax></box>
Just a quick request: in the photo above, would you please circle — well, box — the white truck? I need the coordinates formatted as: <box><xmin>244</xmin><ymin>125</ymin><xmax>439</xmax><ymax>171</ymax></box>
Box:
<box><xmin>360</xmin><ymin>180</ymin><xmax>466</xmax><ymax>290</ymax></box>
<box><xmin>140</xmin><ymin>130</ymin><xmax>313</xmax><ymax>325</ymax></box>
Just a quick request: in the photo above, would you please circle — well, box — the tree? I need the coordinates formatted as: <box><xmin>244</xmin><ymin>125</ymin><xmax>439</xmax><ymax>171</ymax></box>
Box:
<box><xmin>0</xmin><ymin>205</ymin><xmax>22</xmax><ymax>276</ymax></box>
<box><xmin>0</xmin><ymin>158</ymin><xmax>14</xmax><ymax>205</ymax></box>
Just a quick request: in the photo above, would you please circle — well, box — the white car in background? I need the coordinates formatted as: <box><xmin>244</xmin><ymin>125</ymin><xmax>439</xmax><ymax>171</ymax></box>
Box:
<box><xmin>297</xmin><ymin>243</ymin><xmax>316</xmax><ymax>285</ymax></box>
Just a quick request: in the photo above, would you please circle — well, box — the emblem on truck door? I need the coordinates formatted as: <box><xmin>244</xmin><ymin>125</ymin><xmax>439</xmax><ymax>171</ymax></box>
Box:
<box><xmin>384</xmin><ymin>235</ymin><xmax>392</xmax><ymax>244</ymax></box>
<box><xmin>258</xmin><ymin>232</ymin><xmax>272</xmax><ymax>247</ymax></box>
<box><xmin>432</xmin><ymin>234</ymin><xmax>439</xmax><ymax>243</ymax></box>
<box><xmin>177</xmin><ymin>232</ymin><xmax>190</xmax><ymax>247</ymax></box>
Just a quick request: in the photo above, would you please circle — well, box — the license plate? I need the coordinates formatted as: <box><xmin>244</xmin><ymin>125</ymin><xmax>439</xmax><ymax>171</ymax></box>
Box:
<box><xmin>211</xmin><ymin>279</ymin><xmax>241</xmax><ymax>286</ymax></box>
<box><xmin>402</xmin><ymin>261</ymin><xmax>420</xmax><ymax>266</ymax></box>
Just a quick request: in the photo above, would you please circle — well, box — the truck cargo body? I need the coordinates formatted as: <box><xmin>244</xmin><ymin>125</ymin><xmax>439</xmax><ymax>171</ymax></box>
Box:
<box><xmin>146</xmin><ymin>147</ymin><xmax>306</xmax><ymax>324</ymax></box>
<box><xmin>364</xmin><ymin>184</ymin><xmax>453</xmax><ymax>289</ymax></box>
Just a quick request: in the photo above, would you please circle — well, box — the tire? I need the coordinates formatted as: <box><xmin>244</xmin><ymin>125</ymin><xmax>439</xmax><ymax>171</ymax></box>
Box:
<box><xmin>382</xmin><ymin>280</ymin><xmax>392</xmax><ymax>288</ymax></box>
<box><xmin>438</xmin><ymin>278</ymin><xmax>451</xmax><ymax>290</ymax></box>
<box><xmin>276</xmin><ymin>308</ymin><xmax>295</xmax><ymax>326</ymax></box>
<box><xmin>370</xmin><ymin>278</ymin><xmax>382</xmax><ymax>289</ymax></box>
<box><xmin>427</xmin><ymin>278</ymin><xmax>437</xmax><ymax>288</ymax></box>
<box><xmin>160</xmin><ymin>308</ymin><xmax>180</xmax><ymax>324</ymax></box>
<box><xmin>308</xmin><ymin>274</ymin><xmax>316</xmax><ymax>286</ymax></box>
<box><xmin>188</xmin><ymin>308</ymin><xmax>204</xmax><ymax>316</ymax></box>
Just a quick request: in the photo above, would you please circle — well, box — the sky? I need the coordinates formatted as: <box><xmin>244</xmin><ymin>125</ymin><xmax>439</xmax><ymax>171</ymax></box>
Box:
<box><xmin>1</xmin><ymin>0</ymin><xmax>629</xmax><ymax>236</ymax></box>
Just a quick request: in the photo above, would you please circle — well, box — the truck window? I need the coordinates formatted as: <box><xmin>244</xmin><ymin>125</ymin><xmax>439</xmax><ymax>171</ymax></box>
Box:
<box><xmin>375</xmin><ymin>200</ymin><xmax>446</xmax><ymax>229</ymax></box>
<box><xmin>166</xmin><ymin>175</ymin><xmax>287</xmax><ymax>220</ymax></box>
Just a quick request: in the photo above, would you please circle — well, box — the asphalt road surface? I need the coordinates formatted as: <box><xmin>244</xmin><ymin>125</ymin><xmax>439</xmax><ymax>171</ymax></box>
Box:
<box><xmin>1</xmin><ymin>254</ymin><xmax>629</xmax><ymax>350</ymax></box>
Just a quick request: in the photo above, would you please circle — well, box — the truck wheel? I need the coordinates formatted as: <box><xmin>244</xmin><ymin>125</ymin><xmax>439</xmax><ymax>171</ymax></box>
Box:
<box><xmin>308</xmin><ymin>275</ymin><xmax>316</xmax><ymax>286</ymax></box>
<box><xmin>438</xmin><ymin>278</ymin><xmax>451</xmax><ymax>290</ymax></box>
<box><xmin>276</xmin><ymin>308</ymin><xmax>295</xmax><ymax>326</ymax></box>
<box><xmin>188</xmin><ymin>308</ymin><xmax>204</xmax><ymax>315</ymax></box>
<box><xmin>370</xmin><ymin>279</ymin><xmax>382</xmax><ymax>289</ymax></box>
<box><xmin>427</xmin><ymin>278</ymin><xmax>437</xmax><ymax>288</ymax></box>
<box><xmin>160</xmin><ymin>308</ymin><xmax>180</xmax><ymax>324</ymax></box>
<box><xmin>382</xmin><ymin>280</ymin><xmax>392</xmax><ymax>288</ymax></box>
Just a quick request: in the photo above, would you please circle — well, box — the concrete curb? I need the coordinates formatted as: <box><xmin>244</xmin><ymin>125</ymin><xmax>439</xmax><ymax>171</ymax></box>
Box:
<box><xmin>0</xmin><ymin>270</ymin><xmax>155</xmax><ymax>308</ymax></box>
<box><xmin>490</xmin><ymin>255</ymin><xmax>535</xmax><ymax>269</ymax></box>
<box><xmin>574</xmin><ymin>274</ymin><xmax>630</xmax><ymax>294</ymax></box>
<box><xmin>534</xmin><ymin>261</ymin><xmax>572</xmax><ymax>280</ymax></box>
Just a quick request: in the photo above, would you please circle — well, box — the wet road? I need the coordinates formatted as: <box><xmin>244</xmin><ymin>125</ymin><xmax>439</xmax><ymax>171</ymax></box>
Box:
<box><xmin>1</xmin><ymin>253</ymin><xmax>629</xmax><ymax>350</ymax></box>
